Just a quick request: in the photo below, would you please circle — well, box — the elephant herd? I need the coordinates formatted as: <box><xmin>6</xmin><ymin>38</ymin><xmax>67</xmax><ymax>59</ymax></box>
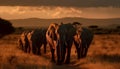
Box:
<box><xmin>18</xmin><ymin>22</ymin><xmax>94</xmax><ymax>65</ymax></box>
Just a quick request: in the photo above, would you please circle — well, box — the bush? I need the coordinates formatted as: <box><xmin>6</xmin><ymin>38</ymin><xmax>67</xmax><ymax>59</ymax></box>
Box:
<box><xmin>88</xmin><ymin>25</ymin><xmax>98</xmax><ymax>29</ymax></box>
<box><xmin>0</xmin><ymin>18</ymin><xmax>15</xmax><ymax>36</ymax></box>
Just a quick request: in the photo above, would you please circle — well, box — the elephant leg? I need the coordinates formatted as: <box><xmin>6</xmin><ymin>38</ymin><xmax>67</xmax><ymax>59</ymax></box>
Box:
<box><xmin>19</xmin><ymin>41</ymin><xmax>23</xmax><ymax>50</ymax></box>
<box><xmin>43</xmin><ymin>43</ymin><xmax>47</xmax><ymax>54</ymax></box>
<box><xmin>80</xmin><ymin>46</ymin><xmax>84</xmax><ymax>58</ymax></box>
<box><xmin>50</xmin><ymin>45</ymin><xmax>55</xmax><ymax>62</ymax></box>
<box><xmin>80</xmin><ymin>42</ymin><xmax>87</xmax><ymax>58</ymax></box>
<box><xmin>65</xmin><ymin>39</ymin><xmax>74</xmax><ymax>64</ymax></box>
<box><xmin>21</xmin><ymin>45</ymin><xmax>24</xmax><ymax>51</ymax></box>
<box><xmin>77</xmin><ymin>47</ymin><xmax>81</xmax><ymax>59</ymax></box>
<box><xmin>74</xmin><ymin>41</ymin><xmax>81</xmax><ymax>59</ymax></box>
<box><xmin>18</xmin><ymin>39</ymin><xmax>22</xmax><ymax>50</ymax></box>
<box><xmin>26</xmin><ymin>41</ymin><xmax>30</xmax><ymax>53</ymax></box>
<box><xmin>21</xmin><ymin>44</ymin><xmax>24</xmax><ymax>51</ymax></box>
<box><xmin>61</xmin><ymin>44</ymin><xmax>66</xmax><ymax>63</ymax></box>
<box><xmin>79</xmin><ymin>43</ymin><xmax>83</xmax><ymax>58</ymax></box>
<box><xmin>51</xmin><ymin>48</ymin><xmax>55</xmax><ymax>62</ymax></box>
<box><xmin>24</xmin><ymin>45</ymin><xmax>28</xmax><ymax>53</ymax></box>
<box><xmin>65</xmin><ymin>40</ymin><xmax>72</xmax><ymax>64</ymax></box>
<box><xmin>25</xmin><ymin>42</ymin><xmax>29</xmax><ymax>53</ymax></box>
<box><xmin>29</xmin><ymin>42</ymin><xmax>33</xmax><ymax>54</ymax></box>
<box><xmin>82</xmin><ymin>41</ymin><xmax>91</xmax><ymax>57</ymax></box>
<box><xmin>56</xmin><ymin>42</ymin><xmax>62</xmax><ymax>65</ymax></box>
<box><xmin>28</xmin><ymin>43</ymin><xmax>31</xmax><ymax>53</ymax></box>
<box><xmin>23</xmin><ymin>45</ymin><xmax>26</xmax><ymax>52</ymax></box>
<box><xmin>37</xmin><ymin>43</ymin><xmax>42</xmax><ymax>55</ymax></box>
<box><xmin>32</xmin><ymin>43</ymin><xmax>37</xmax><ymax>54</ymax></box>
<box><xmin>56</xmin><ymin>40</ymin><xmax>66</xmax><ymax>65</ymax></box>
<box><xmin>83</xmin><ymin>47</ymin><xmax>88</xmax><ymax>58</ymax></box>
<box><xmin>65</xmin><ymin>47</ymin><xmax>71</xmax><ymax>64</ymax></box>
<box><xmin>32</xmin><ymin>47</ymin><xmax>36</xmax><ymax>54</ymax></box>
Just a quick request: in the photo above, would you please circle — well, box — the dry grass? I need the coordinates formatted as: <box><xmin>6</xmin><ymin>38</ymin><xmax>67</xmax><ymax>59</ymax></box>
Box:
<box><xmin>0</xmin><ymin>34</ymin><xmax>120</xmax><ymax>69</ymax></box>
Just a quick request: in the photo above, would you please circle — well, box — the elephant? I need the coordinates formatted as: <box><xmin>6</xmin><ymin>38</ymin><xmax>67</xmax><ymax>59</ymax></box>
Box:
<box><xmin>18</xmin><ymin>31</ymin><xmax>30</xmax><ymax>53</ymax></box>
<box><xmin>79</xmin><ymin>28</ymin><xmax>94</xmax><ymax>58</ymax></box>
<box><xmin>29</xmin><ymin>28</ymin><xmax>47</xmax><ymax>55</ymax></box>
<box><xmin>46</xmin><ymin>23</ymin><xmax>59</xmax><ymax>62</ymax></box>
<box><xmin>56</xmin><ymin>22</ymin><xmax>93</xmax><ymax>64</ymax></box>
<box><xmin>73</xmin><ymin>22</ymin><xmax>94</xmax><ymax>59</ymax></box>
<box><xmin>56</xmin><ymin>23</ymin><xmax>77</xmax><ymax>64</ymax></box>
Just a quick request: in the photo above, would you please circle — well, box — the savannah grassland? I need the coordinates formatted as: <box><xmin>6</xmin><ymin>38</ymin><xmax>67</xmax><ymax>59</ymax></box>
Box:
<box><xmin>0</xmin><ymin>29</ymin><xmax>120</xmax><ymax>69</ymax></box>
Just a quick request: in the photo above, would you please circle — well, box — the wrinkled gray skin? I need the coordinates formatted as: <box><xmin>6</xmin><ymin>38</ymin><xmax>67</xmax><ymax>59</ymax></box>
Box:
<box><xmin>18</xmin><ymin>31</ymin><xmax>30</xmax><ymax>53</ymax></box>
<box><xmin>30</xmin><ymin>28</ymin><xmax>47</xmax><ymax>55</ymax></box>
<box><xmin>74</xmin><ymin>28</ymin><xmax>94</xmax><ymax>59</ymax></box>
<box><xmin>46</xmin><ymin>23</ymin><xmax>58</xmax><ymax>62</ymax></box>
<box><xmin>56</xmin><ymin>23</ymin><xmax>76</xmax><ymax>64</ymax></box>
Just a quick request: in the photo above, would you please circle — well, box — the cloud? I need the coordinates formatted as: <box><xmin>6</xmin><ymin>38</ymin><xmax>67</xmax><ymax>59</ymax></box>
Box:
<box><xmin>0</xmin><ymin>6</ymin><xmax>26</xmax><ymax>14</ymax></box>
<box><xmin>0</xmin><ymin>6</ymin><xmax>120</xmax><ymax>19</ymax></box>
<box><xmin>0</xmin><ymin>0</ymin><xmax>120</xmax><ymax>7</ymax></box>
<box><xmin>0</xmin><ymin>6</ymin><xmax>82</xmax><ymax>19</ymax></box>
<box><xmin>52</xmin><ymin>7</ymin><xmax>82</xmax><ymax>18</ymax></box>
<box><xmin>81</xmin><ymin>7</ymin><xmax>120</xmax><ymax>19</ymax></box>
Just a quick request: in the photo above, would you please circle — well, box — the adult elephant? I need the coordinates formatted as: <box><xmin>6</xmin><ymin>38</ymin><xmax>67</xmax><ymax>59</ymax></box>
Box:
<box><xmin>79</xmin><ymin>28</ymin><xmax>94</xmax><ymax>58</ymax></box>
<box><xmin>73</xmin><ymin>22</ymin><xmax>94</xmax><ymax>59</ymax></box>
<box><xmin>46</xmin><ymin>23</ymin><xmax>59</xmax><ymax>62</ymax></box>
<box><xmin>18</xmin><ymin>31</ymin><xmax>30</xmax><ymax>53</ymax></box>
<box><xmin>30</xmin><ymin>28</ymin><xmax>47</xmax><ymax>55</ymax></box>
<box><xmin>56</xmin><ymin>23</ymin><xmax>76</xmax><ymax>64</ymax></box>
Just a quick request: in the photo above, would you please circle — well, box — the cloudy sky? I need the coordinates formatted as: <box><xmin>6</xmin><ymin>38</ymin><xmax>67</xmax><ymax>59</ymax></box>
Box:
<box><xmin>0</xmin><ymin>0</ymin><xmax>120</xmax><ymax>19</ymax></box>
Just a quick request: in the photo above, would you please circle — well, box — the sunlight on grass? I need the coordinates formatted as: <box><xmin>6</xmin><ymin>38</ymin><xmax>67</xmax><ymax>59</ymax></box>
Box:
<box><xmin>0</xmin><ymin>33</ymin><xmax>120</xmax><ymax>69</ymax></box>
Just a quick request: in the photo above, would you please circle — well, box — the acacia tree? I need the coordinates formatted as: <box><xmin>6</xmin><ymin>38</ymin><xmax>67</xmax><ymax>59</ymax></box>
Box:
<box><xmin>0</xmin><ymin>18</ymin><xmax>15</xmax><ymax>36</ymax></box>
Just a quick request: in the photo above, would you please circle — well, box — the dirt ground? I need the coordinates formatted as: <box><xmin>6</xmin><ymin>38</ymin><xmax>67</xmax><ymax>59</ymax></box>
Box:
<box><xmin>0</xmin><ymin>34</ymin><xmax>120</xmax><ymax>69</ymax></box>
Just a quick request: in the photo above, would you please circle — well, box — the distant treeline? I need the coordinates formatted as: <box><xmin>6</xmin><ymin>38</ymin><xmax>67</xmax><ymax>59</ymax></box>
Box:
<box><xmin>88</xmin><ymin>25</ymin><xmax>120</xmax><ymax>34</ymax></box>
<box><xmin>0</xmin><ymin>17</ymin><xmax>119</xmax><ymax>35</ymax></box>
<box><xmin>15</xmin><ymin>25</ymin><xmax>120</xmax><ymax>35</ymax></box>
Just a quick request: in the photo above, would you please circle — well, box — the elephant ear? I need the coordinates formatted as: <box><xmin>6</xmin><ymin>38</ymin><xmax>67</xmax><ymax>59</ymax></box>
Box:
<box><xmin>72</xmin><ymin>22</ymin><xmax>82</xmax><ymax>34</ymax></box>
<box><xmin>46</xmin><ymin>23</ymin><xmax>59</xmax><ymax>41</ymax></box>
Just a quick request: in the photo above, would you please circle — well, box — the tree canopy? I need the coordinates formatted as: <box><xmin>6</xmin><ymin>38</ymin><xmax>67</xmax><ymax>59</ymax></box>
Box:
<box><xmin>0</xmin><ymin>18</ymin><xmax>15</xmax><ymax>36</ymax></box>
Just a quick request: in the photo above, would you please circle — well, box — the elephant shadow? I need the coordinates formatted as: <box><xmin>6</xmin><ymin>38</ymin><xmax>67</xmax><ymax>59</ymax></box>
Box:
<box><xmin>15</xmin><ymin>62</ymin><xmax>88</xmax><ymax>69</ymax></box>
<box><xmin>49</xmin><ymin>61</ymin><xmax>89</xmax><ymax>69</ymax></box>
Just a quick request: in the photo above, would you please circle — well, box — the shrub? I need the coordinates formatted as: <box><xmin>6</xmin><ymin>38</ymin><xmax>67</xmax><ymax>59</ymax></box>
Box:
<box><xmin>0</xmin><ymin>18</ymin><xmax>15</xmax><ymax>36</ymax></box>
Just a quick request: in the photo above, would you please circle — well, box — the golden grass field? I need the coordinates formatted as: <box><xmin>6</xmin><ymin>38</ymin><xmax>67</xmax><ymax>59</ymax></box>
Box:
<box><xmin>0</xmin><ymin>33</ymin><xmax>120</xmax><ymax>69</ymax></box>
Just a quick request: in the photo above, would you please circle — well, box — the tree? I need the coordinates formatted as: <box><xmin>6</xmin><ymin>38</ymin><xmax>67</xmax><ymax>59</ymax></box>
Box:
<box><xmin>88</xmin><ymin>25</ymin><xmax>98</xmax><ymax>29</ymax></box>
<box><xmin>0</xmin><ymin>18</ymin><xmax>15</xmax><ymax>36</ymax></box>
<box><xmin>88</xmin><ymin>25</ymin><xmax>99</xmax><ymax>34</ymax></box>
<box><xmin>117</xmin><ymin>26</ymin><xmax>120</xmax><ymax>29</ymax></box>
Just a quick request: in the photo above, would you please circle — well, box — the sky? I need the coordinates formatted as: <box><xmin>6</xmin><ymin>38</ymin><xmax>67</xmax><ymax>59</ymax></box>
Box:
<box><xmin>0</xmin><ymin>0</ymin><xmax>120</xmax><ymax>19</ymax></box>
